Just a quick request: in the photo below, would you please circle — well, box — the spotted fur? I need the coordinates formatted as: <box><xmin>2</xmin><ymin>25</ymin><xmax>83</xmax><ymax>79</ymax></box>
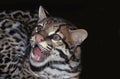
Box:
<box><xmin>0</xmin><ymin>10</ymin><xmax>41</xmax><ymax>79</ymax></box>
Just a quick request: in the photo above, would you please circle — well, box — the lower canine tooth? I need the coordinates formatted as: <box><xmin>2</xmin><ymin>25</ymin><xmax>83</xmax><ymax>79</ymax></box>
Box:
<box><xmin>36</xmin><ymin>56</ymin><xmax>40</xmax><ymax>60</ymax></box>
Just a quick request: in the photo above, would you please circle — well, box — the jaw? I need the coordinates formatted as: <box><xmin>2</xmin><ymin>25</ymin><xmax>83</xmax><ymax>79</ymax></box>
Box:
<box><xmin>29</xmin><ymin>49</ymin><xmax>66</xmax><ymax>67</ymax></box>
<box><xmin>29</xmin><ymin>44</ymin><xmax>67</xmax><ymax>67</ymax></box>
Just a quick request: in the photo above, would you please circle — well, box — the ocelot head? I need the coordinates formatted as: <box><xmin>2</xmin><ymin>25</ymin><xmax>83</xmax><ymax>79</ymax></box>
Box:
<box><xmin>29</xmin><ymin>6</ymin><xmax>88</xmax><ymax>78</ymax></box>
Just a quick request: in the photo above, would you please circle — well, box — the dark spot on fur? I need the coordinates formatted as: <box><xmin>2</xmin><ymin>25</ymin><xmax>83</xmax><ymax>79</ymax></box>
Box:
<box><xmin>1</xmin><ymin>26</ymin><xmax>6</xmax><ymax>30</ymax></box>
<box><xmin>0</xmin><ymin>35</ymin><xmax>4</xmax><ymax>40</ymax></box>
<box><xmin>13</xmin><ymin>37</ymin><xmax>21</xmax><ymax>42</ymax></box>
<box><xmin>0</xmin><ymin>48</ymin><xmax>3</xmax><ymax>51</ymax></box>
<box><xmin>5</xmin><ymin>42</ymin><xmax>8</xmax><ymax>45</ymax></box>
<box><xmin>12</xmin><ymin>51</ymin><xmax>17</xmax><ymax>54</ymax></box>
<box><xmin>5</xmin><ymin>46</ymin><xmax>11</xmax><ymax>50</ymax></box>
<box><xmin>1</xmin><ymin>44</ymin><xmax>4</xmax><ymax>47</ymax></box>
<box><xmin>0</xmin><ymin>65</ymin><xmax>6</xmax><ymax>69</ymax></box>
<box><xmin>12</xmin><ymin>75</ymin><xmax>19</xmax><ymax>78</ymax></box>
<box><xmin>0</xmin><ymin>54</ymin><xmax>4</xmax><ymax>63</ymax></box>
<box><xmin>7</xmin><ymin>54</ymin><xmax>10</xmax><ymax>58</ymax></box>
<box><xmin>9</xmin><ymin>30</ymin><xmax>16</xmax><ymax>35</ymax></box>
<box><xmin>0</xmin><ymin>58</ymin><xmax>3</xmax><ymax>63</ymax></box>
<box><xmin>17</xmin><ymin>49</ymin><xmax>21</xmax><ymax>52</ymax></box>
<box><xmin>5</xmin><ymin>57</ymin><xmax>11</xmax><ymax>63</ymax></box>
<box><xmin>5</xmin><ymin>75</ymin><xmax>11</xmax><ymax>78</ymax></box>
<box><xmin>0</xmin><ymin>54</ymin><xmax>4</xmax><ymax>58</ymax></box>
<box><xmin>20</xmin><ymin>44</ymin><xmax>24</xmax><ymax>47</ymax></box>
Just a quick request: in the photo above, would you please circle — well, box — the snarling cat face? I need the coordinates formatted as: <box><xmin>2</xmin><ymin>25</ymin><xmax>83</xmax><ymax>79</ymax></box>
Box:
<box><xmin>29</xmin><ymin>6</ymin><xmax>88</xmax><ymax>69</ymax></box>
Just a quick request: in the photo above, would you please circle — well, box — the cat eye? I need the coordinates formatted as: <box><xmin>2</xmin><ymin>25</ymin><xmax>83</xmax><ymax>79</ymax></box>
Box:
<box><xmin>36</xmin><ymin>25</ymin><xmax>44</xmax><ymax>32</ymax></box>
<box><xmin>52</xmin><ymin>34</ymin><xmax>61</xmax><ymax>41</ymax></box>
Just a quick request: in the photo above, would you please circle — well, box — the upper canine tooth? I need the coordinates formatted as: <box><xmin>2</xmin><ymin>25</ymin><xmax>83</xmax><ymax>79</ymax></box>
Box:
<box><xmin>32</xmin><ymin>53</ymin><xmax>35</xmax><ymax>58</ymax></box>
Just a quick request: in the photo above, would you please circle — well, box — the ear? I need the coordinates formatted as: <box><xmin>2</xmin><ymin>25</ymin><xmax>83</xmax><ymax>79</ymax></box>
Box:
<box><xmin>71</xmin><ymin>29</ymin><xmax>88</xmax><ymax>59</ymax></box>
<box><xmin>38</xmin><ymin>6</ymin><xmax>48</xmax><ymax>21</ymax></box>
<box><xmin>71</xmin><ymin>29</ymin><xmax>88</xmax><ymax>46</ymax></box>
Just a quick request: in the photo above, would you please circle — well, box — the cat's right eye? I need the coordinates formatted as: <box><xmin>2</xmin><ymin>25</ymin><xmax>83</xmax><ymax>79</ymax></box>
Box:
<box><xmin>36</xmin><ymin>25</ymin><xmax>44</xmax><ymax>32</ymax></box>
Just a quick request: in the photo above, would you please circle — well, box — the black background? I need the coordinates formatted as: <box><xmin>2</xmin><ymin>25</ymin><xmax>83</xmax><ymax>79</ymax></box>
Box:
<box><xmin>0</xmin><ymin>0</ymin><xmax>119</xmax><ymax>79</ymax></box>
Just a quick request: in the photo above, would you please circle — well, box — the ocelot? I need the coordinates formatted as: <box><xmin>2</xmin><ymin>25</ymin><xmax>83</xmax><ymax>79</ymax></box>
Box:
<box><xmin>29</xmin><ymin>6</ymin><xmax>88</xmax><ymax>79</ymax></box>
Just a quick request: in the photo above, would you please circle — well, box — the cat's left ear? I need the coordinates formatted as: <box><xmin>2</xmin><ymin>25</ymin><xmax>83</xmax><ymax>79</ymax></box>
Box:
<box><xmin>71</xmin><ymin>29</ymin><xmax>88</xmax><ymax>46</ymax></box>
<box><xmin>38</xmin><ymin>6</ymin><xmax>48</xmax><ymax>21</ymax></box>
<box><xmin>71</xmin><ymin>29</ymin><xmax>88</xmax><ymax>59</ymax></box>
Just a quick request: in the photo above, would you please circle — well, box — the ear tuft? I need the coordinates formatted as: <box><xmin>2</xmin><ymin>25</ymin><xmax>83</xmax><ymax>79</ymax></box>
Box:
<box><xmin>38</xmin><ymin>6</ymin><xmax>48</xmax><ymax>21</ymax></box>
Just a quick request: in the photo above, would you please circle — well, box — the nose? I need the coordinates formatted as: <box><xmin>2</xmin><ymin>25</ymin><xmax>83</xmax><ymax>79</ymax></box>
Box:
<box><xmin>35</xmin><ymin>34</ymin><xmax>44</xmax><ymax>43</ymax></box>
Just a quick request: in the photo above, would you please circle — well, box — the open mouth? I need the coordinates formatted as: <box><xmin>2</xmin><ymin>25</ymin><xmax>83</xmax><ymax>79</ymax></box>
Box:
<box><xmin>31</xmin><ymin>44</ymin><xmax>48</xmax><ymax>62</ymax></box>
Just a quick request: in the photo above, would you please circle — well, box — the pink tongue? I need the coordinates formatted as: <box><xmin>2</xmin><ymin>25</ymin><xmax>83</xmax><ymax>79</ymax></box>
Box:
<box><xmin>34</xmin><ymin>47</ymin><xmax>43</xmax><ymax>56</ymax></box>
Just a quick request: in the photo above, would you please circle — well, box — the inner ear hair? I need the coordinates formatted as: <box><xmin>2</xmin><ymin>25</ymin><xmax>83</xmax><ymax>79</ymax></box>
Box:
<box><xmin>74</xmin><ymin>46</ymin><xmax>81</xmax><ymax>59</ymax></box>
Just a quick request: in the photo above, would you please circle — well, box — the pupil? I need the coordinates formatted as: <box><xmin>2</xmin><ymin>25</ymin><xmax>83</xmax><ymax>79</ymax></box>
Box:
<box><xmin>36</xmin><ymin>25</ymin><xmax>43</xmax><ymax>32</ymax></box>
<box><xmin>53</xmin><ymin>34</ymin><xmax>60</xmax><ymax>40</ymax></box>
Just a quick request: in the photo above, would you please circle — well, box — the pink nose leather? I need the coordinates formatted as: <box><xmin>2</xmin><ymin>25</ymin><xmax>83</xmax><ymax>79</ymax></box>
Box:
<box><xmin>35</xmin><ymin>34</ymin><xmax>44</xmax><ymax>43</ymax></box>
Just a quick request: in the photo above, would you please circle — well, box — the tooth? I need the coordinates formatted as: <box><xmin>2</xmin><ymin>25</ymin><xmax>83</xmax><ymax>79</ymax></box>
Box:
<box><xmin>38</xmin><ymin>57</ymin><xmax>40</xmax><ymax>60</ymax></box>
<box><xmin>37</xmin><ymin>56</ymin><xmax>40</xmax><ymax>60</ymax></box>
<box><xmin>33</xmin><ymin>45</ymin><xmax>34</xmax><ymax>48</ymax></box>
<box><xmin>32</xmin><ymin>53</ymin><xmax>35</xmax><ymax>58</ymax></box>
